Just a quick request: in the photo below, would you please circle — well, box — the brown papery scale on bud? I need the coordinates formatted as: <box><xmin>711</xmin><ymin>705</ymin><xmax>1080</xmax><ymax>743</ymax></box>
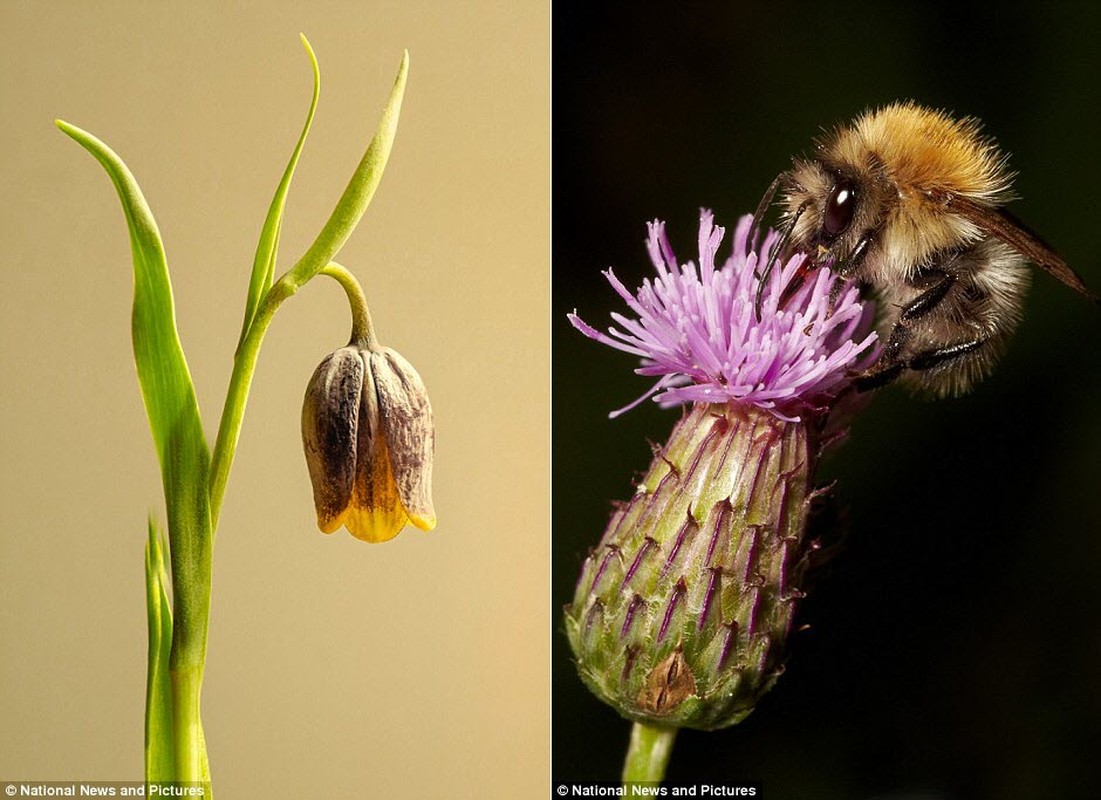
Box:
<box><xmin>565</xmin><ymin>401</ymin><xmax>816</xmax><ymax>731</ymax></box>
<box><xmin>639</xmin><ymin>648</ymin><xmax>696</xmax><ymax>716</ymax></box>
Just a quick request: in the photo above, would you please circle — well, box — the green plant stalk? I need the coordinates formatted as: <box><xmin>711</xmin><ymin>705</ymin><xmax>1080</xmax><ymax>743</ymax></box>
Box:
<box><xmin>170</xmin><ymin>667</ymin><xmax>206</xmax><ymax>783</ymax></box>
<box><xmin>622</xmin><ymin>722</ymin><xmax>678</xmax><ymax>785</ymax></box>
<box><xmin>164</xmin><ymin>465</ymin><xmax>213</xmax><ymax>788</ymax></box>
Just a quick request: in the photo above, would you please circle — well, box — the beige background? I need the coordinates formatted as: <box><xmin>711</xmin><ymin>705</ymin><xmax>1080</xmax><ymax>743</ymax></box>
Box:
<box><xmin>1</xmin><ymin>2</ymin><xmax>547</xmax><ymax>797</ymax></box>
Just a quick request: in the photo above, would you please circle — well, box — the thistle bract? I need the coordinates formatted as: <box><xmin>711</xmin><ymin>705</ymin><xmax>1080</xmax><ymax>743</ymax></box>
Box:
<box><xmin>566</xmin><ymin>211</ymin><xmax>876</xmax><ymax>729</ymax></box>
<box><xmin>566</xmin><ymin>401</ymin><xmax>812</xmax><ymax>729</ymax></box>
<box><xmin>302</xmin><ymin>343</ymin><xmax>435</xmax><ymax>543</ymax></box>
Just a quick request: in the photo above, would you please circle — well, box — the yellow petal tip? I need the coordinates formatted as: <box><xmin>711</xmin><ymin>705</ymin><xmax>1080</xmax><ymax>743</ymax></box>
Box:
<box><xmin>317</xmin><ymin>510</ymin><xmax>347</xmax><ymax>535</ymax></box>
<box><xmin>409</xmin><ymin>512</ymin><xmax>436</xmax><ymax>532</ymax></box>
<box><xmin>344</xmin><ymin>505</ymin><xmax>406</xmax><ymax>543</ymax></box>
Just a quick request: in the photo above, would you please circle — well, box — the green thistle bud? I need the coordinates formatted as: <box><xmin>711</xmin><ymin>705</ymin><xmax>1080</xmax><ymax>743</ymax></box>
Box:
<box><xmin>565</xmin><ymin>402</ymin><xmax>814</xmax><ymax>730</ymax></box>
<box><xmin>302</xmin><ymin>343</ymin><xmax>436</xmax><ymax>543</ymax></box>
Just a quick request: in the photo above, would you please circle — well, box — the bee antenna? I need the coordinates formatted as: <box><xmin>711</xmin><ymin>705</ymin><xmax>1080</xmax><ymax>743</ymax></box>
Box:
<box><xmin>754</xmin><ymin>200</ymin><xmax>808</xmax><ymax>321</ymax></box>
<box><xmin>747</xmin><ymin>173</ymin><xmax>786</xmax><ymax>257</ymax></box>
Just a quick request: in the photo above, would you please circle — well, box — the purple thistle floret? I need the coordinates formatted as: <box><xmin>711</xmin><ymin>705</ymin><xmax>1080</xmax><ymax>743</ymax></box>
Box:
<box><xmin>568</xmin><ymin>210</ymin><xmax>878</xmax><ymax>421</ymax></box>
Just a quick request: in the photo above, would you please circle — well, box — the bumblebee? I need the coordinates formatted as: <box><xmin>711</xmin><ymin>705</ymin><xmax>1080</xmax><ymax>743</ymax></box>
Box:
<box><xmin>753</xmin><ymin>102</ymin><xmax>1098</xmax><ymax>395</ymax></box>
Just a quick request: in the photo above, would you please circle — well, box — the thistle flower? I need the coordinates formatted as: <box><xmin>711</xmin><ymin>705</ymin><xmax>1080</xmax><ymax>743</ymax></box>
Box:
<box><xmin>568</xmin><ymin>211</ymin><xmax>875</xmax><ymax>421</ymax></box>
<box><xmin>565</xmin><ymin>211</ymin><xmax>876</xmax><ymax>733</ymax></box>
<box><xmin>302</xmin><ymin>343</ymin><xmax>436</xmax><ymax>543</ymax></box>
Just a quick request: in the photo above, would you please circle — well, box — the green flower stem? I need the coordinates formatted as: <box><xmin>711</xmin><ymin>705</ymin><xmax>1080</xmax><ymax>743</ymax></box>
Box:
<box><xmin>209</xmin><ymin>281</ymin><xmax>290</xmax><ymax>528</ymax></box>
<box><xmin>207</xmin><ymin>270</ymin><xmax>319</xmax><ymax>527</ymax></box>
<box><xmin>168</xmin><ymin>610</ymin><xmax>211</xmax><ymax>787</ymax></box>
<box><xmin>165</xmin><ymin>496</ymin><xmax>213</xmax><ymax>789</ymax></box>
<box><xmin>622</xmin><ymin>722</ymin><xmax>678</xmax><ymax>785</ymax></box>
<box><xmin>319</xmin><ymin>262</ymin><xmax>377</xmax><ymax>348</ymax></box>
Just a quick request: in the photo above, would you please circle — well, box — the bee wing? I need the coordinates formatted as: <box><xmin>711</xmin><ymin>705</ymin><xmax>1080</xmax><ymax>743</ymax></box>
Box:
<box><xmin>948</xmin><ymin>193</ymin><xmax>1101</xmax><ymax>303</ymax></box>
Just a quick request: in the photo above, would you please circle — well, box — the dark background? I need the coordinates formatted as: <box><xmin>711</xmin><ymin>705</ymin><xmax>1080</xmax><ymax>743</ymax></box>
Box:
<box><xmin>552</xmin><ymin>4</ymin><xmax>1101</xmax><ymax>799</ymax></box>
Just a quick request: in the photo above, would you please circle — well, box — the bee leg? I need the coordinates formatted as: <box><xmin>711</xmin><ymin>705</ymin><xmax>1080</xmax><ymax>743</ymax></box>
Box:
<box><xmin>852</xmin><ymin>324</ymin><xmax>911</xmax><ymax>391</ymax></box>
<box><xmin>828</xmin><ymin>229</ymin><xmax>879</xmax><ymax>314</ymax></box>
<box><xmin>853</xmin><ymin>361</ymin><xmax>905</xmax><ymax>392</ymax></box>
<box><xmin>827</xmin><ymin>277</ymin><xmax>847</xmax><ymax>314</ymax></box>
<box><xmin>833</xmin><ymin>226</ymin><xmax>880</xmax><ymax>278</ymax></box>
<box><xmin>852</xmin><ymin>270</ymin><xmax>956</xmax><ymax>392</ymax></box>
<box><xmin>856</xmin><ymin>335</ymin><xmax>985</xmax><ymax>391</ymax></box>
<box><xmin>844</xmin><ymin>231</ymin><xmax>875</xmax><ymax>274</ymax></box>
<box><xmin>907</xmin><ymin>338</ymin><xmax>985</xmax><ymax>371</ymax></box>
<box><xmin>748</xmin><ymin>172</ymin><xmax>787</xmax><ymax>256</ymax></box>
<box><xmin>898</xmin><ymin>270</ymin><xmax>955</xmax><ymax>322</ymax></box>
<box><xmin>877</xmin><ymin>270</ymin><xmax>957</xmax><ymax>360</ymax></box>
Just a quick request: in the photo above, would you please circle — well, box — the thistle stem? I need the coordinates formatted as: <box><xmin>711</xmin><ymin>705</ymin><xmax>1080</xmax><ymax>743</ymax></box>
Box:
<box><xmin>622</xmin><ymin>721</ymin><xmax>678</xmax><ymax>785</ymax></box>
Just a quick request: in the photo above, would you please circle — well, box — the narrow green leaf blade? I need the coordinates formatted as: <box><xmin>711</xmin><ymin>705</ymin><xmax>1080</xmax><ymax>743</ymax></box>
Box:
<box><xmin>237</xmin><ymin>34</ymin><xmax>321</xmax><ymax>349</ymax></box>
<box><xmin>286</xmin><ymin>49</ymin><xmax>409</xmax><ymax>287</ymax></box>
<box><xmin>145</xmin><ymin>518</ymin><xmax>174</xmax><ymax>783</ymax></box>
<box><xmin>55</xmin><ymin>120</ymin><xmax>211</xmax><ymax>477</ymax></box>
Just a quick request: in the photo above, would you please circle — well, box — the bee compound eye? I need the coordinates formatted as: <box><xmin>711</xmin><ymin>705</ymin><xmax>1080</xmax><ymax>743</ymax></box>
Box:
<box><xmin>823</xmin><ymin>179</ymin><xmax>857</xmax><ymax>239</ymax></box>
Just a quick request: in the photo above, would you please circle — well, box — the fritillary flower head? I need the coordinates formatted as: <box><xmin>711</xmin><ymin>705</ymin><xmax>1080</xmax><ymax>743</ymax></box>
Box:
<box><xmin>568</xmin><ymin>210</ymin><xmax>878</xmax><ymax>421</ymax></box>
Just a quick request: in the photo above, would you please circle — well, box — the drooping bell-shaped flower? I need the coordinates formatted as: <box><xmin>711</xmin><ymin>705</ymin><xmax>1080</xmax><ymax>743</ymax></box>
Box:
<box><xmin>302</xmin><ymin>343</ymin><xmax>435</xmax><ymax>543</ymax></box>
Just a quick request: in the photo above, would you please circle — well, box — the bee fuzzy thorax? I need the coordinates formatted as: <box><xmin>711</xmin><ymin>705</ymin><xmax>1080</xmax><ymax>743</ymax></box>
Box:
<box><xmin>788</xmin><ymin>104</ymin><xmax>1012</xmax><ymax>284</ymax></box>
<box><xmin>834</xmin><ymin>102</ymin><xmax>1014</xmax><ymax>203</ymax></box>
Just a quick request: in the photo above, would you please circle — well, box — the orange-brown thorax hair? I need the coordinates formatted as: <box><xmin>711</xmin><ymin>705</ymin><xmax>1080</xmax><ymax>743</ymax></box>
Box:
<box><xmin>829</xmin><ymin>102</ymin><xmax>1013</xmax><ymax>202</ymax></box>
<box><xmin>787</xmin><ymin>102</ymin><xmax>1016</xmax><ymax>283</ymax></box>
